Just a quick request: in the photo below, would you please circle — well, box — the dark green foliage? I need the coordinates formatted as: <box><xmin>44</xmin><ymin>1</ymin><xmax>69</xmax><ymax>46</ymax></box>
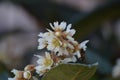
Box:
<box><xmin>42</xmin><ymin>63</ymin><xmax>98</xmax><ymax>80</ymax></box>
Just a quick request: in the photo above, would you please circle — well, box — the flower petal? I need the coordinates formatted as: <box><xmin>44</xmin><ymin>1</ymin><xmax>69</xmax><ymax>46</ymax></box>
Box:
<box><xmin>61</xmin><ymin>56</ymin><xmax>77</xmax><ymax>63</ymax></box>
<box><xmin>69</xmin><ymin>29</ymin><xmax>76</xmax><ymax>36</ymax></box>
<box><xmin>74</xmin><ymin>51</ymin><xmax>81</xmax><ymax>58</ymax></box>
<box><xmin>66</xmin><ymin>24</ymin><xmax>72</xmax><ymax>32</ymax></box>
<box><xmin>49</xmin><ymin>23</ymin><xmax>55</xmax><ymax>30</ymax></box>
<box><xmin>38</xmin><ymin>33</ymin><xmax>44</xmax><ymax>37</ymax></box>
<box><xmin>59</xmin><ymin>21</ymin><xmax>67</xmax><ymax>30</ymax></box>
<box><xmin>79</xmin><ymin>40</ymin><xmax>89</xmax><ymax>51</ymax></box>
<box><xmin>54</xmin><ymin>21</ymin><xmax>59</xmax><ymax>28</ymax></box>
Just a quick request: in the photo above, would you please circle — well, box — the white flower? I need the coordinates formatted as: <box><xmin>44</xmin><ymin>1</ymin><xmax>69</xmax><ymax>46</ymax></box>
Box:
<box><xmin>38</xmin><ymin>31</ymin><xmax>61</xmax><ymax>51</ymax></box>
<box><xmin>47</xmin><ymin>36</ymin><xmax>62</xmax><ymax>52</ymax></box>
<box><xmin>79</xmin><ymin>40</ymin><xmax>89</xmax><ymax>51</ymax></box>
<box><xmin>38</xmin><ymin>21</ymin><xmax>78</xmax><ymax>56</ymax></box>
<box><xmin>50</xmin><ymin>21</ymin><xmax>76</xmax><ymax>37</ymax></box>
<box><xmin>112</xmin><ymin>59</ymin><xmax>120</xmax><ymax>78</ymax></box>
<box><xmin>35</xmin><ymin>65</ymin><xmax>48</xmax><ymax>76</ymax></box>
<box><xmin>50</xmin><ymin>21</ymin><xmax>67</xmax><ymax>31</ymax></box>
<box><xmin>35</xmin><ymin>52</ymin><xmax>53</xmax><ymax>75</ymax></box>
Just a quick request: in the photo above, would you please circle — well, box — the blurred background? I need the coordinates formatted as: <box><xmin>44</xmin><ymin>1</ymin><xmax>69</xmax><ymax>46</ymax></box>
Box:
<box><xmin>0</xmin><ymin>0</ymin><xmax>120</xmax><ymax>80</ymax></box>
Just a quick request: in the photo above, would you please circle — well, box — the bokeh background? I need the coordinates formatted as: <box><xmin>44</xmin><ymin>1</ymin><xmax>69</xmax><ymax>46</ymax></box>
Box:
<box><xmin>0</xmin><ymin>0</ymin><xmax>120</xmax><ymax>80</ymax></box>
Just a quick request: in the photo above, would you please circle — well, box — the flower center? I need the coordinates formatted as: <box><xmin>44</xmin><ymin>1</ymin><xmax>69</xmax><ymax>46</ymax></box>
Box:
<box><xmin>44</xmin><ymin>59</ymin><xmax>53</xmax><ymax>66</ymax></box>
<box><xmin>52</xmin><ymin>38</ymin><xmax>61</xmax><ymax>47</ymax></box>
<box><xmin>55</xmin><ymin>31</ymin><xmax>61</xmax><ymax>37</ymax></box>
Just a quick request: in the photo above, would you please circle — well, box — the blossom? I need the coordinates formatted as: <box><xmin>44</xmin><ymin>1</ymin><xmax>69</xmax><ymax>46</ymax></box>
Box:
<box><xmin>49</xmin><ymin>21</ymin><xmax>76</xmax><ymax>37</ymax></box>
<box><xmin>35</xmin><ymin>52</ymin><xmax>53</xmax><ymax>75</ymax></box>
<box><xmin>49</xmin><ymin>21</ymin><xmax>75</xmax><ymax>35</ymax></box>
<box><xmin>37</xmin><ymin>21</ymin><xmax>78</xmax><ymax>56</ymax></box>
<box><xmin>47</xmin><ymin>35</ymin><xmax>62</xmax><ymax>52</ymax></box>
<box><xmin>49</xmin><ymin>21</ymin><xmax>77</xmax><ymax>56</ymax></box>
<box><xmin>49</xmin><ymin>21</ymin><xmax>67</xmax><ymax>31</ymax></box>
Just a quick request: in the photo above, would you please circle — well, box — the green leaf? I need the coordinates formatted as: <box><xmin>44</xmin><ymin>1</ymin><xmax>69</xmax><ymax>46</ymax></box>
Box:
<box><xmin>42</xmin><ymin>63</ymin><xmax>98</xmax><ymax>80</ymax></box>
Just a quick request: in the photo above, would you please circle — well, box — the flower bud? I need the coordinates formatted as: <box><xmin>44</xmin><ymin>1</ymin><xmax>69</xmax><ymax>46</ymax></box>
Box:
<box><xmin>11</xmin><ymin>69</ymin><xmax>23</xmax><ymax>78</ymax></box>
<box><xmin>23</xmin><ymin>71</ymin><xmax>31</xmax><ymax>79</ymax></box>
<box><xmin>24</xmin><ymin>65</ymin><xmax>35</xmax><ymax>72</ymax></box>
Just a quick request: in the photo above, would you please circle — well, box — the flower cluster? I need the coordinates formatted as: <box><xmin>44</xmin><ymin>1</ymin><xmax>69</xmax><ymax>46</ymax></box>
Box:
<box><xmin>8</xmin><ymin>21</ymin><xmax>89</xmax><ymax>80</ymax></box>
<box><xmin>38</xmin><ymin>21</ymin><xmax>89</xmax><ymax>57</ymax></box>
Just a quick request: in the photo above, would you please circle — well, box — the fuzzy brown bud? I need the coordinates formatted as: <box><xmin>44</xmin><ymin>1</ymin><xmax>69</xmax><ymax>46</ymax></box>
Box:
<box><xmin>24</xmin><ymin>65</ymin><xmax>35</xmax><ymax>72</ymax></box>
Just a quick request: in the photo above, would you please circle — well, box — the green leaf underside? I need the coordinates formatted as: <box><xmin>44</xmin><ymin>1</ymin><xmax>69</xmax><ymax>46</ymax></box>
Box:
<box><xmin>42</xmin><ymin>63</ymin><xmax>98</xmax><ymax>80</ymax></box>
